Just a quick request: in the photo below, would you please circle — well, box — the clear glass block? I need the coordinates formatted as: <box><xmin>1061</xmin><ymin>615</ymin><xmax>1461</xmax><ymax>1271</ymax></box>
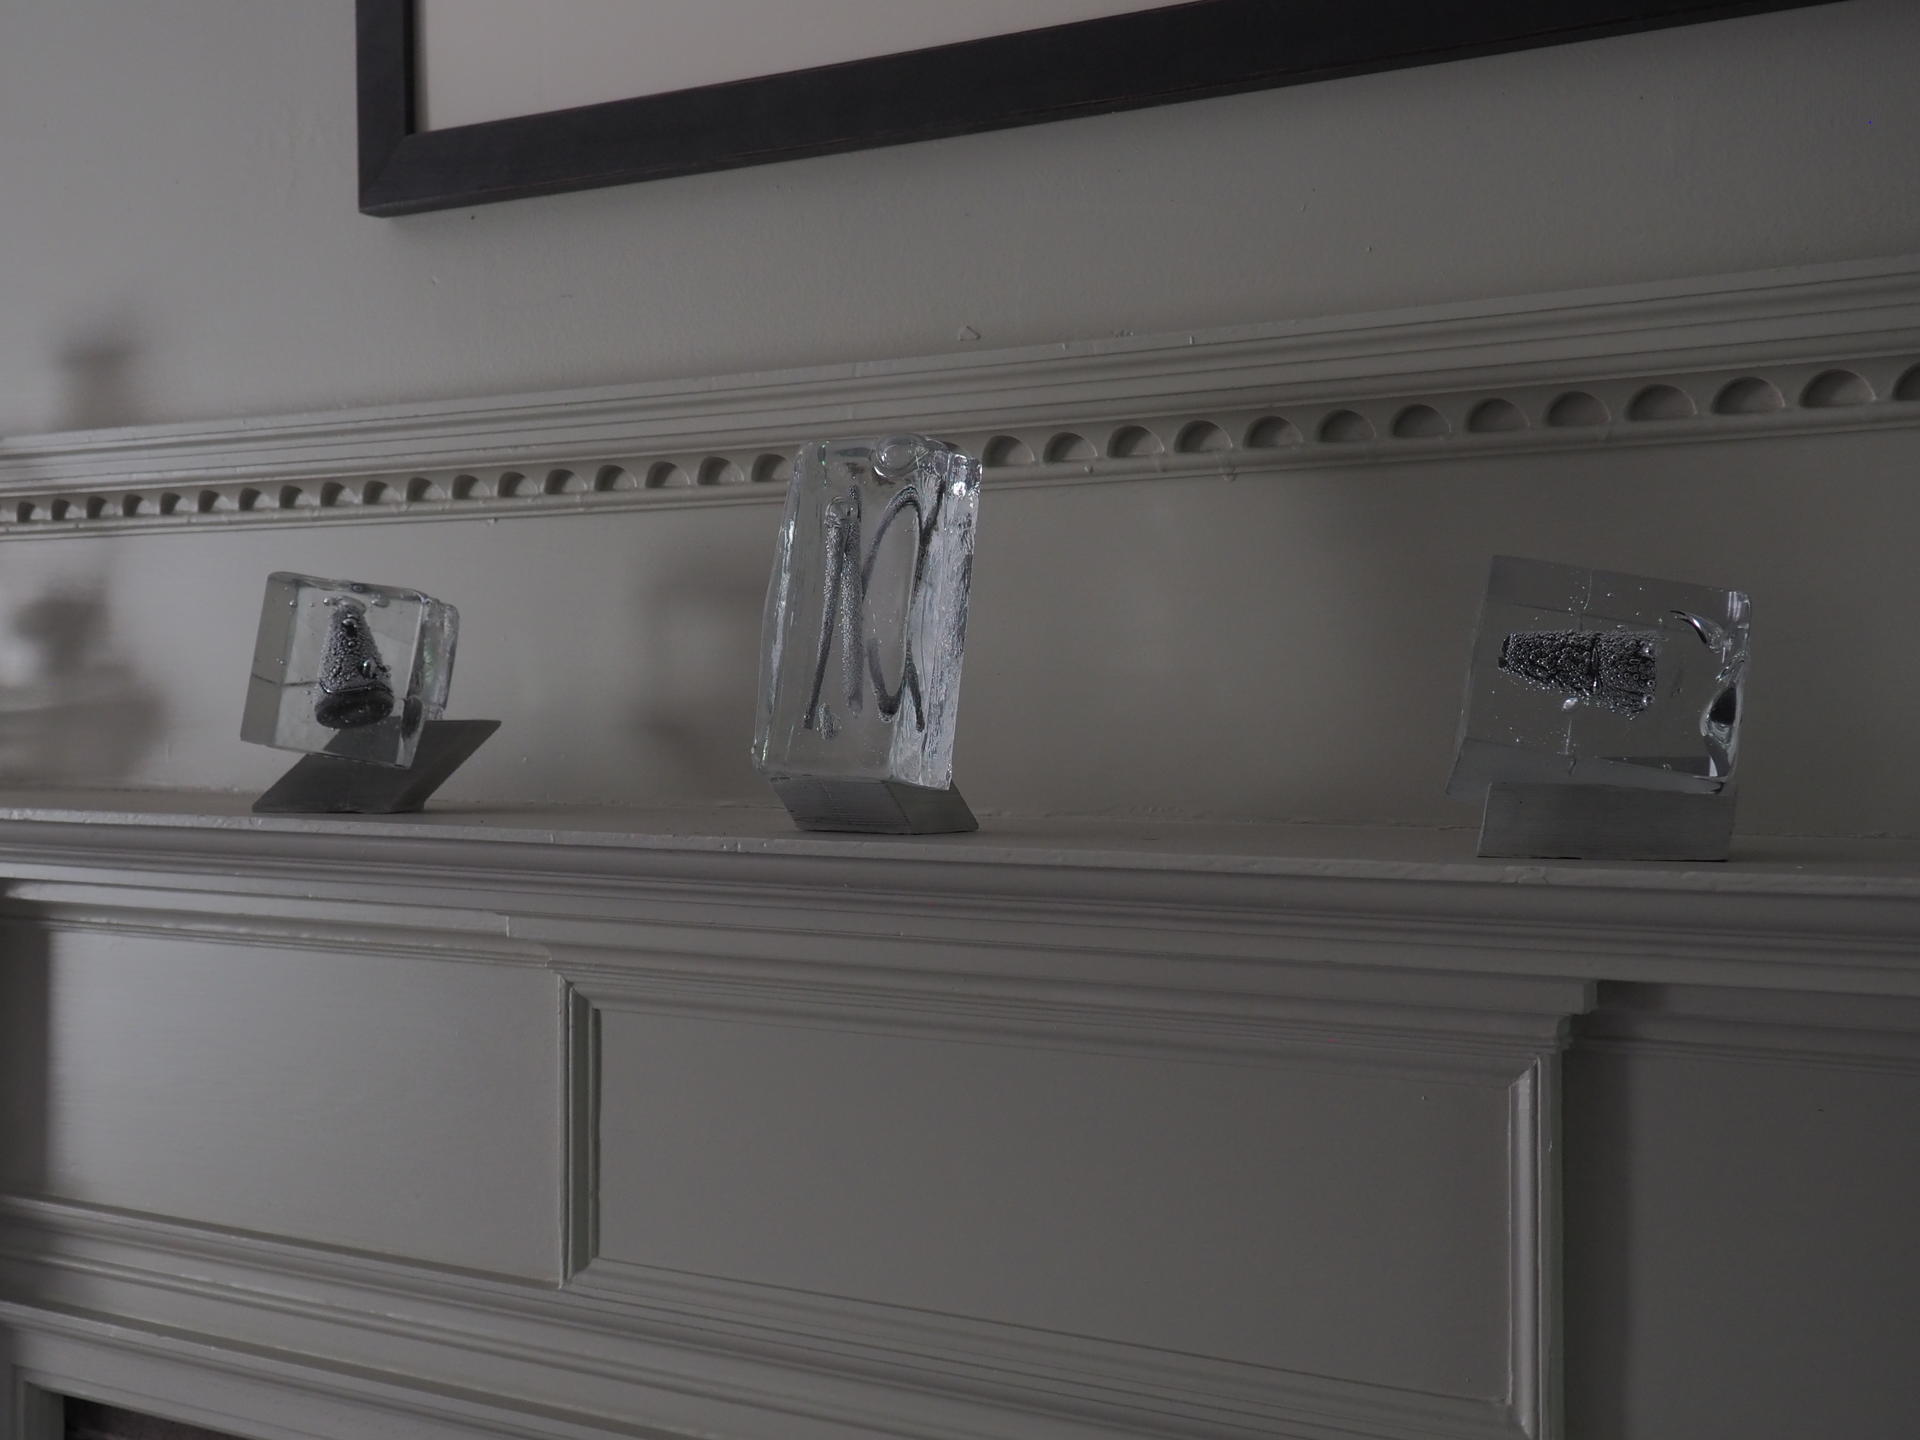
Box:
<box><xmin>1448</xmin><ymin>555</ymin><xmax>1750</xmax><ymax>797</ymax></box>
<box><xmin>241</xmin><ymin>572</ymin><xmax>458</xmax><ymax>768</ymax></box>
<box><xmin>753</xmin><ymin>435</ymin><xmax>981</xmax><ymax>790</ymax></box>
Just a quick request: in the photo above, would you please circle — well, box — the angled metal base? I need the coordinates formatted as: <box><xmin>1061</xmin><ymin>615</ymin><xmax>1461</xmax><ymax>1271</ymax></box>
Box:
<box><xmin>768</xmin><ymin>776</ymin><xmax>978</xmax><ymax>834</ymax></box>
<box><xmin>253</xmin><ymin>719</ymin><xmax>501</xmax><ymax>815</ymax></box>
<box><xmin>1478</xmin><ymin>781</ymin><xmax>1734</xmax><ymax>861</ymax></box>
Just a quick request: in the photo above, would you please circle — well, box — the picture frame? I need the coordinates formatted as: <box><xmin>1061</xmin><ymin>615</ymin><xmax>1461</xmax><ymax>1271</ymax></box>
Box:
<box><xmin>357</xmin><ymin>0</ymin><xmax>1831</xmax><ymax>217</ymax></box>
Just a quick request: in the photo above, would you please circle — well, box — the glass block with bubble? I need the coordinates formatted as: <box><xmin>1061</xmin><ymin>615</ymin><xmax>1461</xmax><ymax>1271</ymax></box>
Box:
<box><xmin>241</xmin><ymin>571</ymin><xmax>458</xmax><ymax>769</ymax></box>
<box><xmin>1450</xmin><ymin>556</ymin><xmax>1749</xmax><ymax>798</ymax></box>
<box><xmin>753</xmin><ymin>435</ymin><xmax>981</xmax><ymax>832</ymax></box>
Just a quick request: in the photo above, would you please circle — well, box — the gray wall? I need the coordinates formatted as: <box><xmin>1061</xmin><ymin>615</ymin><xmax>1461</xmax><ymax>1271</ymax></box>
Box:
<box><xmin>2</xmin><ymin>0</ymin><xmax>1913</xmax><ymax>433</ymax></box>
<box><xmin>1</xmin><ymin>1</ymin><xmax>1917</xmax><ymax>834</ymax></box>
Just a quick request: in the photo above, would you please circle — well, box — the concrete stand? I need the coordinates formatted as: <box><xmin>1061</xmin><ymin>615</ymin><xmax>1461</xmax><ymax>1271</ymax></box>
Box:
<box><xmin>253</xmin><ymin>719</ymin><xmax>501</xmax><ymax>815</ymax></box>
<box><xmin>768</xmin><ymin>776</ymin><xmax>978</xmax><ymax>834</ymax></box>
<box><xmin>1478</xmin><ymin>781</ymin><xmax>1734</xmax><ymax>861</ymax></box>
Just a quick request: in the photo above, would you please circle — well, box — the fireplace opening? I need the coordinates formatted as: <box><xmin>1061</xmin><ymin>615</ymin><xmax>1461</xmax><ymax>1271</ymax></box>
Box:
<box><xmin>64</xmin><ymin>1399</ymin><xmax>248</xmax><ymax>1440</ymax></box>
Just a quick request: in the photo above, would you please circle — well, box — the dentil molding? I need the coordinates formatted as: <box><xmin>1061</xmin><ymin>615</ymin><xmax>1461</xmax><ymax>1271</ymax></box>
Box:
<box><xmin>2</xmin><ymin>255</ymin><xmax>1918</xmax><ymax>537</ymax></box>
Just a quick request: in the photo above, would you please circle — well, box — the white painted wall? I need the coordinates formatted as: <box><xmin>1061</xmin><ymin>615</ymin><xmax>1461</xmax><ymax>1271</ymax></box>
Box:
<box><xmin>0</xmin><ymin>0</ymin><xmax>1916</xmax><ymax>834</ymax></box>
<box><xmin>0</xmin><ymin>0</ymin><xmax>1914</xmax><ymax>432</ymax></box>
<box><xmin>5</xmin><ymin>16</ymin><xmax>1919</xmax><ymax>1438</ymax></box>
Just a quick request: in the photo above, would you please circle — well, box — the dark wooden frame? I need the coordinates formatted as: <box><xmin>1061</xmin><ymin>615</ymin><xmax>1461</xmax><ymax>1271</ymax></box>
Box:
<box><xmin>358</xmin><ymin>0</ymin><xmax>1833</xmax><ymax>216</ymax></box>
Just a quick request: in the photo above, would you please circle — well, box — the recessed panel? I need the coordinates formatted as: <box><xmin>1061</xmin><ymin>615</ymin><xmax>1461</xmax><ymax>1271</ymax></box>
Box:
<box><xmin>1566</xmin><ymin>1045</ymin><xmax>1920</xmax><ymax>1438</ymax></box>
<box><xmin>596</xmin><ymin>1011</ymin><xmax>1512</xmax><ymax>1399</ymax></box>
<box><xmin>0</xmin><ymin>924</ymin><xmax>562</xmax><ymax>1279</ymax></box>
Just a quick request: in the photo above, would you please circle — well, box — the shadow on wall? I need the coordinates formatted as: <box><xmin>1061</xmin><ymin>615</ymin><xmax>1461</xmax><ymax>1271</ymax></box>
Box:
<box><xmin>1560</xmin><ymin>1033</ymin><xmax>1635</xmax><ymax>1440</ymax></box>
<box><xmin>625</xmin><ymin>564</ymin><xmax>769</xmax><ymax>802</ymax></box>
<box><xmin>0</xmin><ymin>583</ymin><xmax>166</xmax><ymax>786</ymax></box>
<box><xmin>56</xmin><ymin>311</ymin><xmax>150</xmax><ymax>432</ymax></box>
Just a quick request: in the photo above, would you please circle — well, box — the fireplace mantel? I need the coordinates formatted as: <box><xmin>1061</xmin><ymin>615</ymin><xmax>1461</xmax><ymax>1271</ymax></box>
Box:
<box><xmin>2</xmin><ymin>245</ymin><xmax>1918</xmax><ymax>1440</ymax></box>
<box><xmin>4</xmin><ymin>793</ymin><xmax>1919</xmax><ymax>1440</ymax></box>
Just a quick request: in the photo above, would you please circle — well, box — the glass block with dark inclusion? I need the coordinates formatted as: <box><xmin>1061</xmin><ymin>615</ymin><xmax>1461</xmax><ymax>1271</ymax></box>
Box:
<box><xmin>753</xmin><ymin>435</ymin><xmax>981</xmax><ymax>797</ymax></box>
<box><xmin>1448</xmin><ymin>555</ymin><xmax>1750</xmax><ymax>797</ymax></box>
<box><xmin>241</xmin><ymin>571</ymin><xmax>458</xmax><ymax>768</ymax></box>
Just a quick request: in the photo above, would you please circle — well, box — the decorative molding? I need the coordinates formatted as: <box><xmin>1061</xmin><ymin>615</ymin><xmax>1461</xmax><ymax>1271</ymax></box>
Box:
<box><xmin>562</xmin><ymin>1261</ymin><xmax>1526</xmax><ymax>1440</ymax></box>
<box><xmin>0</xmin><ymin>799</ymin><xmax>1917</xmax><ymax>998</ymax></box>
<box><xmin>2</xmin><ymin>1207</ymin><xmax>916</xmax><ymax>1440</ymax></box>
<box><xmin>0</xmin><ymin>1199</ymin><xmax>1524</xmax><ymax>1440</ymax></box>
<box><xmin>561</xmin><ymin>985</ymin><xmax>598</xmax><ymax>1284</ymax></box>
<box><xmin>1575</xmin><ymin>982</ymin><xmax>1920</xmax><ymax>1075</ymax></box>
<box><xmin>1507</xmin><ymin>1060</ymin><xmax>1560</xmax><ymax>1440</ymax></box>
<box><xmin>554</xmin><ymin>1009</ymin><xmax>1559</xmax><ymax>1439</ymax></box>
<box><xmin>544</xmin><ymin>989</ymin><xmax>1572</xmax><ymax>1435</ymax></box>
<box><xmin>3</xmin><ymin>255</ymin><xmax>1919</xmax><ymax>537</ymax></box>
<box><xmin>0</xmin><ymin>893</ymin><xmax>542</xmax><ymax>971</ymax></box>
<box><xmin>4</xmin><ymin>1316</ymin><xmax>690</xmax><ymax>1440</ymax></box>
<box><xmin>562</xmin><ymin>960</ymin><xmax>1575</xmax><ymax>1079</ymax></box>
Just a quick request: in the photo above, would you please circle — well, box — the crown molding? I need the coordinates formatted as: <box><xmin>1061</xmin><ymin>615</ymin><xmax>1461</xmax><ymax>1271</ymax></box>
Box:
<box><xmin>2</xmin><ymin>255</ymin><xmax>1918</xmax><ymax>537</ymax></box>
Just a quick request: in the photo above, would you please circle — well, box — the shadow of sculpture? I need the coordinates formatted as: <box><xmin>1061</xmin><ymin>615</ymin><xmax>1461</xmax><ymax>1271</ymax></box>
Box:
<box><xmin>56</xmin><ymin>311</ymin><xmax>150</xmax><ymax>432</ymax></box>
<box><xmin>625</xmin><ymin>566</ymin><xmax>768</xmax><ymax>803</ymax></box>
<box><xmin>0</xmin><ymin>582</ymin><xmax>166</xmax><ymax>787</ymax></box>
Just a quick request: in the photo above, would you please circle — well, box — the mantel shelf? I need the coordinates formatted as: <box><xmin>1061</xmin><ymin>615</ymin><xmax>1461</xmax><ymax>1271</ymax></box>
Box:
<box><xmin>1</xmin><ymin>789</ymin><xmax>1916</xmax><ymax>999</ymax></box>
<box><xmin>0</xmin><ymin>787</ymin><xmax>1916</xmax><ymax>892</ymax></box>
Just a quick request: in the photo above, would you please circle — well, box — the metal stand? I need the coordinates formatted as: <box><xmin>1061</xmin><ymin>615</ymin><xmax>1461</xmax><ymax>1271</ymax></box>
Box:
<box><xmin>768</xmin><ymin>776</ymin><xmax>977</xmax><ymax>834</ymax></box>
<box><xmin>1477</xmin><ymin>781</ymin><xmax>1735</xmax><ymax>861</ymax></box>
<box><xmin>253</xmin><ymin>719</ymin><xmax>501</xmax><ymax>815</ymax></box>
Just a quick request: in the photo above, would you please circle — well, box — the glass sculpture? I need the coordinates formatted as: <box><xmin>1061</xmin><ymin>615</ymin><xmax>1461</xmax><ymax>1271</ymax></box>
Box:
<box><xmin>753</xmin><ymin>435</ymin><xmax>981</xmax><ymax>830</ymax></box>
<box><xmin>241</xmin><ymin>571</ymin><xmax>458</xmax><ymax>769</ymax></box>
<box><xmin>1449</xmin><ymin>556</ymin><xmax>1750</xmax><ymax>797</ymax></box>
